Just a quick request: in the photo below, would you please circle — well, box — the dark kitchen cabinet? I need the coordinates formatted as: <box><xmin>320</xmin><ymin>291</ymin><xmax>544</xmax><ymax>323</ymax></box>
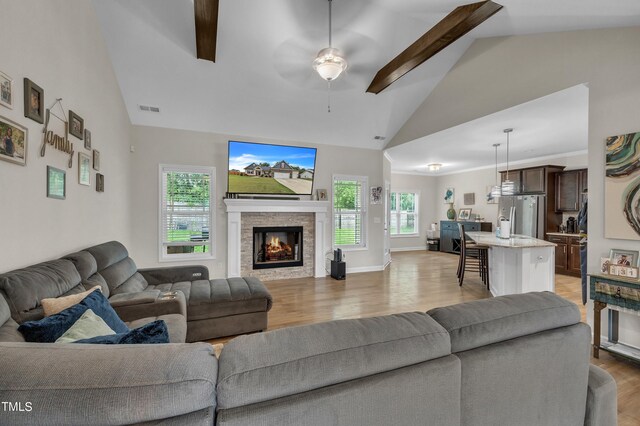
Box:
<box><xmin>522</xmin><ymin>168</ymin><xmax>546</xmax><ymax>193</ymax></box>
<box><xmin>439</xmin><ymin>221</ymin><xmax>492</xmax><ymax>254</ymax></box>
<box><xmin>547</xmin><ymin>234</ymin><xmax>581</xmax><ymax>276</ymax></box>
<box><xmin>569</xmin><ymin>237</ymin><xmax>582</xmax><ymax>275</ymax></box>
<box><xmin>556</xmin><ymin>169</ymin><xmax>587</xmax><ymax>212</ymax></box>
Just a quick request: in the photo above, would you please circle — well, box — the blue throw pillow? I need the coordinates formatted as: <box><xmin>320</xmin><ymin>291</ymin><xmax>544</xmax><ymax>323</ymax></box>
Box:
<box><xmin>18</xmin><ymin>290</ymin><xmax>128</xmax><ymax>343</ymax></box>
<box><xmin>75</xmin><ymin>320</ymin><xmax>169</xmax><ymax>344</ymax></box>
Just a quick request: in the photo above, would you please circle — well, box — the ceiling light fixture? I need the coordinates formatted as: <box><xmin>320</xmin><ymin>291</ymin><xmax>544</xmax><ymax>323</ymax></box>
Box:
<box><xmin>501</xmin><ymin>128</ymin><xmax>515</xmax><ymax>196</ymax></box>
<box><xmin>428</xmin><ymin>163</ymin><xmax>442</xmax><ymax>172</ymax></box>
<box><xmin>313</xmin><ymin>0</ymin><xmax>347</xmax><ymax>112</ymax></box>
<box><xmin>490</xmin><ymin>143</ymin><xmax>501</xmax><ymax>198</ymax></box>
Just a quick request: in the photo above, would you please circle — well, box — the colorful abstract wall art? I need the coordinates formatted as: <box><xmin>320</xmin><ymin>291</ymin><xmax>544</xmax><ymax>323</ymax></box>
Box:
<box><xmin>605</xmin><ymin>131</ymin><xmax>640</xmax><ymax>240</ymax></box>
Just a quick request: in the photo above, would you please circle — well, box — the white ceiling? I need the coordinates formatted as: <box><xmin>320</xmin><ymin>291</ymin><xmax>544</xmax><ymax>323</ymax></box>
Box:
<box><xmin>386</xmin><ymin>84</ymin><xmax>589</xmax><ymax>175</ymax></box>
<box><xmin>92</xmin><ymin>0</ymin><xmax>640</xmax><ymax>150</ymax></box>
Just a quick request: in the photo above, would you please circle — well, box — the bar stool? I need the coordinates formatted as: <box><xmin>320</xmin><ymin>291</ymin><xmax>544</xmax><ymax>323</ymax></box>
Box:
<box><xmin>457</xmin><ymin>223</ymin><xmax>490</xmax><ymax>288</ymax></box>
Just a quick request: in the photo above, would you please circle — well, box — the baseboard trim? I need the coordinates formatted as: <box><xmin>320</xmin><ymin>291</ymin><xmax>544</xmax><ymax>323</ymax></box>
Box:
<box><xmin>391</xmin><ymin>247</ymin><xmax>426</xmax><ymax>252</ymax></box>
<box><xmin>346</xmin><ymin>265</ymin><xmax>385</xmax><ymax>274</ymax></box>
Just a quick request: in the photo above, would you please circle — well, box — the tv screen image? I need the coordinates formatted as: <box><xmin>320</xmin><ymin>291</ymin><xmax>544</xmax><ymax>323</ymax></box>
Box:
<box><xmin>228</xmin><ymin>141</ymin><xmax>317</xmax><ymax>195</ymax></box>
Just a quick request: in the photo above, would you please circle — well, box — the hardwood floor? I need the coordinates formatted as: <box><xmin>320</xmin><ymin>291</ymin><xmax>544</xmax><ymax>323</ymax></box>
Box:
<box><xmin>212</xmin><ymin>250</ymin><xmax>640</xmax><ymax>425</ymax></box>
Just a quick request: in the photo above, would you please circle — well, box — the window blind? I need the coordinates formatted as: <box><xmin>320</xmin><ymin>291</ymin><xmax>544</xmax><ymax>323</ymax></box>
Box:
<box><xmin>391</xmin><ymin>191</ymin><xmax>418</xmax><ymax>235</ymax></box>
<box><xmin>160</xmin><ymin>165</ymin><xmax>215</xmax><ymax>260</ymax></box>
<box><xmin>333</xmin><ymin>176</ymin><xmax>367</xmax><ymax>248</ymax></box>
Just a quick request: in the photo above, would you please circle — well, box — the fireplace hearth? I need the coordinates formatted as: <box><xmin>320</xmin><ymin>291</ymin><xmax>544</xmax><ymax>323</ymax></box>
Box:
<box><xmin>253</xmin><ymin>226</ymin><xmax>303</xmax><ymax>269</ymax></box>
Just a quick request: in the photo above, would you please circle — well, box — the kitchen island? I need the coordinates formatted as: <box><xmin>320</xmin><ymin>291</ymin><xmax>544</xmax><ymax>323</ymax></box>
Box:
<box><xmin>466</xmin><ymin>231</ymin><xmax>556</xmax><ymax>296</ymax></box>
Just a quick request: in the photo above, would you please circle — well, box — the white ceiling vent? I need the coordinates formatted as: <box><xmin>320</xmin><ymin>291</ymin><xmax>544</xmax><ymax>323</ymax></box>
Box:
<box><xmin>139</xmin><ymin>104</ymin><xmax>160</xmax><ymax>113</ymax></box>
<box><xmin>374</xmin><ymin>135</ymin><xmax>386</xmax><ymax>141</ymax></box>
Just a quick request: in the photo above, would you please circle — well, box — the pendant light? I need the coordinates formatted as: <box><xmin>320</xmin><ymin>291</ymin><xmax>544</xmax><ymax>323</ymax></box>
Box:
<box><xmin>490</xmin><ymin>143</ymin><xmax>502</xmax><ymax>198</ymax></box>
<box><xmin>501</xmin><ymin>128</ymin><xmax>515</xmax><ymax>195</ymax></box>
<box><xmin>312</xmin><ymin>0</ymin><xmax>347</xmax><ymax>112</ymax></box>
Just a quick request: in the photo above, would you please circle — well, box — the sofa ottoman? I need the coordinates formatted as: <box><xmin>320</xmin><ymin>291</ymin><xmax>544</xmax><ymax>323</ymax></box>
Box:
<box><xmin>179</xmin><ymin>277</ymin><xmax>273</xmax><ymax>342</ymax></box>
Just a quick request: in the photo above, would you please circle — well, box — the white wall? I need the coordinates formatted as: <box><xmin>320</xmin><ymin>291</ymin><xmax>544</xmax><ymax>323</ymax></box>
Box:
<box><xmin>390</xmin><ymin>173</ymin><xmax>437</xmax><ymax>251</ymax></box>
<box><xmin>390</xmin><ymin>27</ymin><xmax>640</xmax><ymax>348</ymax></box>
<box><xmin>0</xmin><ymin>0</ymin><xmax>132</xmax><ymax>272</ymax></box>
<box><xmin>129</xmin><ymin>126</ymin><xmax>385</xmax><ymax>277</ymax></box>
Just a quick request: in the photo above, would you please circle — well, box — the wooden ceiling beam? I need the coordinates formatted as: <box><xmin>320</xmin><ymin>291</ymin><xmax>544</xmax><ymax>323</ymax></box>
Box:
<box><xmin>195</xmin><ymin>0</ymin><xmax>219</xmax><ymax>62</ymax></box>
<box><xmin>366</xmin><ymin>0</ymin><xmax>503</xmax><ymax>94</ymax></box>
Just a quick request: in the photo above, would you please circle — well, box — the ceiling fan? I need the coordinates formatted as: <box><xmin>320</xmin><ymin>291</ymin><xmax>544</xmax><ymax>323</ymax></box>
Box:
<box><xmin>192</xmin><ymin>0</ymin><xmax>503</xmax><ymax>96</ymax></box>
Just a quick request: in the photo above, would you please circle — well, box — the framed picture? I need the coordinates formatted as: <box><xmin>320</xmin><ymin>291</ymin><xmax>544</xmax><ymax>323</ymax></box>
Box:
<box><xmin>92</xmin><ymin>149</ymin><xmax>100</xmax><ymax>171</ymax></box>
<box><xmin>600</xmin><ymin>257</ymin><xmax>611</xmax><ymax>274</ymax></box>
<box><xmin>609</xmin><ymin>248</ymin><xmax>639</xmax><ymax>267</ymax></box>
<box><xmin>444</xmin><ymin>187</ymin><xmax>454</xmax><ymax>204</ymax></box>
<box><xmin>0</xmin><ymin>115</ymin><xmax>27</xmax><ymax>166</ymax></box>
<box><xmin>23</xmin><ymin>78</ymin><xmax>44</xmax><ymax>123</ymax></box>
<box><xmin>486</xmin><ymin>186</ymin><xmax>499</xmax><ymax>204</ymax></box>
<box><xmin>463</xmin><ymin>192</ymin><xmax>475</xmax><ymax>205</ymax></box>
<box><xmin>47</xmin><ymin>166</ymin><xmax>66</xmax><ymax>200</ymax></box>
<box><xmin>0</xmin><ymin>71</ymin><xmax>13</xmax><ymax>109</ymax></box>
<box><xmin>69</xmin><ymin>110</ymin><xmax>84</xmax><ymax>140</ymax></box>
<box><xmin>96</xmin><ymin>173</ymin><xmax>104</xmax><ymax>192</ymax></box>
<box><xmin>78</xmin><ymin>152</ymin><xmax>91</xmax><ymax>186</ymax></box>
<box><xmin>458</xmin><ymin>208</ymin><xmax>472</xmax><ymax>221</ymax></box>
<box><xmin>317</xmin><ymin>189</ymin><xmax>327</xmax><ymax>201</ymax></box>
<box><xmin>370</xmin><ymin>186</ymin><xmax>382</xmax><ymax>204</ymax></box>
<box><xmin>84</xmin><ymin>129</ymin><xmax>91</xmax><ymax>150</ymax></box>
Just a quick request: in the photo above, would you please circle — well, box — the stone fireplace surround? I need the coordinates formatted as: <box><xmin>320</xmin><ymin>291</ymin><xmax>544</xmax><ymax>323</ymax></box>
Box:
<box><xmin>224</xmin><ymin>199</ymin><xmax>329</xmax><ymax>279</ymax></box>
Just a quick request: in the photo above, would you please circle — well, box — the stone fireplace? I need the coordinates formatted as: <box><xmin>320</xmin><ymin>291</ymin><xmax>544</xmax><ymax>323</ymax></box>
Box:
<box><xmin>224</xmin><ymin>199</ymin><xmax>329</xmax><ymax>280</ymax></box>
<box><xmin>253</xmin><ymin>226</ymin><xmax>303</xmax><ymax>269</ymax></box>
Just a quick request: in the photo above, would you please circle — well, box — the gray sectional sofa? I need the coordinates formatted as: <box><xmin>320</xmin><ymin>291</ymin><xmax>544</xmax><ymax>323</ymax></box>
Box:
<box><xmin>0</xmin><ymin>286</ymin><xmax>616</xmax><ymax>425</ymax></box>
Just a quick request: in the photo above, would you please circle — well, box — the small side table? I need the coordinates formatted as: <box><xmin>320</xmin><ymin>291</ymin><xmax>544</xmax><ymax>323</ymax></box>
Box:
<box><xmin>589</xmin><ymin>273</ymin><xmax>640</xmax><ymax>362</ymax></box>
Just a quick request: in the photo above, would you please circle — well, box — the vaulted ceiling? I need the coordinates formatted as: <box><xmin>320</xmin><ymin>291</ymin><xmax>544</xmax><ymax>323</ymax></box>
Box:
<box><xmin>93</xmin><ymin>0</ymin><xmax>640</xmax><ymax>150</ymax></box>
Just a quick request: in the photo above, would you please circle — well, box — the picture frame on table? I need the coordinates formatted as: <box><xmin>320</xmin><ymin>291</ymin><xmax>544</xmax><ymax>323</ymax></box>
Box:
<box><xmin>0</xmin><ymin>70</ymin><xmax>13</xmax><ymax>109</ymax></box>
<box><xmin>78</xmin><ymin>152</ymin><xmax>91</xmax><ymax>186</ymax></box>
<box><xmin>600</xmin><ymin>258</ymin><xmax>611</xmax><ymax>274</ymax></box>
<box><xmin>609</xmin><ymin>248</ymin><xmax>639</xmax><ymax>267</ymax></box>
<box><xmin>0</xmin><ymin>115</ymin><xmax>28</xmax><ymax>166</ymax></box>
<box><xmin>458</xmin><ymin>208</ymin><xmax>472</xmax><ymax>221</ymax></box>
<box><xmin>47</xmin><ymin>166</ymin><xmax>66</xmax><ymax>200</ymax></box>
<box><xmin>23</xmin><ymin>78</ymin><xmax>44</xmax><ymax>123</ymax></box>
<box><xmin>69</xmin><ymin>110</ymin><xmax>84</xmax><ymax>140</ymax></box>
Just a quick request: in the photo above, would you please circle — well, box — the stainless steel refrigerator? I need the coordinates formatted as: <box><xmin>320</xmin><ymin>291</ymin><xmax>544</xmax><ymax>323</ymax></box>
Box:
<box><xmin>497</xmin><ymin>195</ymin><xmax>546</xmax><ymax>239</ymax></box>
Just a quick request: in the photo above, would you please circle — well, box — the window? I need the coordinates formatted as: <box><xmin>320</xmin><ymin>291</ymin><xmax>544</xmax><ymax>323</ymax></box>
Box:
<box><xmin>159</xmin><ymin>165</ymin><xmax>215</xmax><ymax>261</ymax></box>
<box><xmin>390</xmin><ymin>191</ymin><xmax>418</xmax><ymax>236</ymax></box>
<box><xmin>333</xmin><ymin>175</ymin><xmax>367</xmax><ymax>249</ymax></box>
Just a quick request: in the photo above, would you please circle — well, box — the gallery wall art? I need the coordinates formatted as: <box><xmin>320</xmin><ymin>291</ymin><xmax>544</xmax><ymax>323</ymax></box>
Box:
<box><xmin>605</xmin><ymin>130</ymin><xmax>640</xmax><ymax>240</ymax></box>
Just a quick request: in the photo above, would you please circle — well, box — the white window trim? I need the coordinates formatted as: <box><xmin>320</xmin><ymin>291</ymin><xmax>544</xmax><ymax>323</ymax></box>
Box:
<box><xmin>158</xmin><ymin>164</ymin><xmax>216</xmax><ymax>262</ymax></box>
<box><xmin>332</xmin><ymin>174</ymin><xmax>368</xmax><ymax>251</ymax></box>
<box><xmin>390</xmin><ymin>189</ymin><xmax>419</xmax><ymax>238</ymax></box>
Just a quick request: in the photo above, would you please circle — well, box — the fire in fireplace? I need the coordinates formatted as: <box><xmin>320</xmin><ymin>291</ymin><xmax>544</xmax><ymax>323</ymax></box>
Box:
<box><xmin>253</xmin><ymin>226</ymin><xmax>303</xmax><ymax>269</ymax></box>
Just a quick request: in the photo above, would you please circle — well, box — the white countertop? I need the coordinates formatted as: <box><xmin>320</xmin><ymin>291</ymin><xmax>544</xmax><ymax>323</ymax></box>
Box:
<box><xmin>546</xmin><ymin>232</ymin><xmax>581</xmax><ymax>237</ymax></box>
<box><xmin>466</xmin><ymin>232</ymin><xmax>556</xmax><ymax>248</ymax></box>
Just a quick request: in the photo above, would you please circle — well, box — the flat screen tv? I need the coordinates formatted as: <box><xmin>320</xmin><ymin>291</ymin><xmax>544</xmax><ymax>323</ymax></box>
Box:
<box><xmin>227</xmin><ymin>141</ymin><xmax>317</xmax><ymax>195</ymax></box>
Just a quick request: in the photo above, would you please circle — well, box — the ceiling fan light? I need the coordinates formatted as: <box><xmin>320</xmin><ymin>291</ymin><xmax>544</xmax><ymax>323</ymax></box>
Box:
<box><xmin>313</xmin><ymin>47</ymin><xmax>348</xmax><ymax>81</ymax></box>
